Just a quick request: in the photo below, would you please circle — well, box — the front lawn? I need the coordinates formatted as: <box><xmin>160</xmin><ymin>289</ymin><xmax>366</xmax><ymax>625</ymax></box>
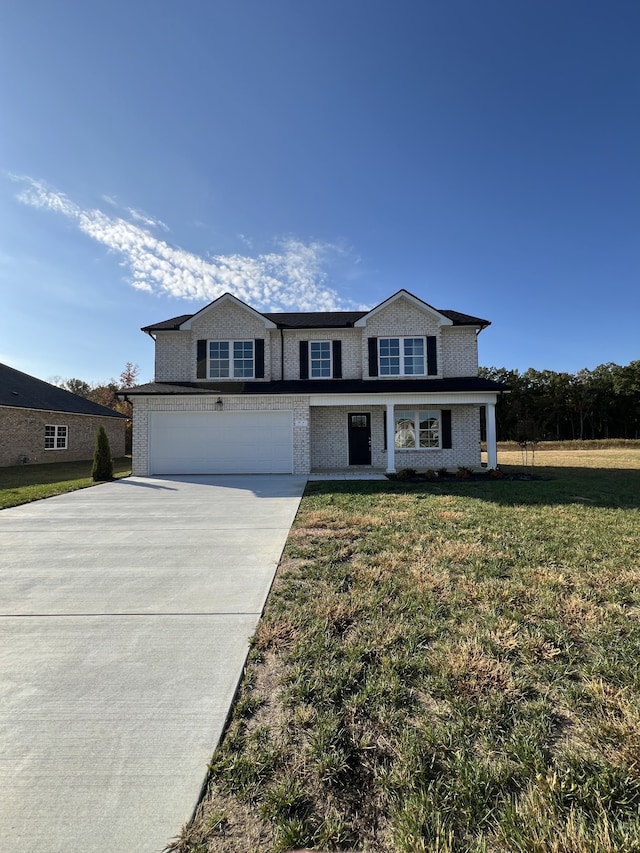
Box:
<box><xmin>173</xmin><ymin>450</ymin><xmax>640</xmax><ymax>852</ymax></box>
<box><xmin>0</xmin><ymin>458</ymin><xmax>131</xmax><ymax>509</ymax></box>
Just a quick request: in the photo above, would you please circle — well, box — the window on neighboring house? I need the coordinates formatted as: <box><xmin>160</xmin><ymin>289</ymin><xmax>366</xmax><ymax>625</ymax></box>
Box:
<box><xmin>45</xmin><ymin>425</ymin><xmax>68</xmax><ymax>450</ymax></box>
<box><xmin>310</xmin><ymin>341</ymin><xmax>332</xmax><ymax>378</ymax></box>
<box><xmin>394</xmin><ymin>410</ymin><xmax>440</xmax><ymax>449</ymax></box>
<box><xmin>208</xmin><ymin>340</ymin><xmax>254</xmax><ymax>378</ymax></box>
<box><xmin>379</xmin><ymin>337</ymin><xmax>425</xmax><ymax>376</ymax></box>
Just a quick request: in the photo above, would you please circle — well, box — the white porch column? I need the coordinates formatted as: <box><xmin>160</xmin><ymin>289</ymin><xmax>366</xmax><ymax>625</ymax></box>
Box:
<box><xmin>486</xmin><ymin>402</ymin><xmax>497</xmax><ymax>469</ymax></box>
<box><xmin>385</xmin><ymin>403</ymin><xmax>396</xmax><ymax>473</ymax></box>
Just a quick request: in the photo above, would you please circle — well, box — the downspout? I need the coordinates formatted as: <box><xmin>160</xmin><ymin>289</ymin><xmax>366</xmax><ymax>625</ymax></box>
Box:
<box><xmin>280</xmin><ymin>327</ymin><xmax>284</xmax><ymax>381</ymax></box>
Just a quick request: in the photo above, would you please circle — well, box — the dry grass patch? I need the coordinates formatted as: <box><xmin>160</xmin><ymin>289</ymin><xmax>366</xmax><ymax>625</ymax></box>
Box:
<box><xmin>497</xmin><ymin>444</ymin><xmax>640</xmax><ymax>471</ymax></box>
<box><xmin>169</xmin><ymin>453</ymin><xmax>640</xmax><ymax>853</ymax></box>
<box><xmin>438</xmin><ymin>639</ymin><xmax>521</xmax><ymax>700</ymax></box>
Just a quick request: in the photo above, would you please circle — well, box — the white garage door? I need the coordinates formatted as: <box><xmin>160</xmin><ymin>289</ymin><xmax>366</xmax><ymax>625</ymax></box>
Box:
<box><xmin>148</xmin><ymin>411</ymin><xmax>293</xmax><ymax>475</ymax></box>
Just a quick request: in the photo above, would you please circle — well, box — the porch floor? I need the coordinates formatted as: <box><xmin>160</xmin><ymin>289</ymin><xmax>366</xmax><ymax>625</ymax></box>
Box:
<box><xmin>308</xmin><ymin>469</ymin><xmax>388</xmax><ymax>481</ymax></box>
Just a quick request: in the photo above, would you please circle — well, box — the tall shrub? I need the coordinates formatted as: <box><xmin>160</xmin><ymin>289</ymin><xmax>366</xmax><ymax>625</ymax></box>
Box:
<box><xmin>92</xmin><ymin>426</ymin><xmax>114</xmax><ymax>481</ymax></box>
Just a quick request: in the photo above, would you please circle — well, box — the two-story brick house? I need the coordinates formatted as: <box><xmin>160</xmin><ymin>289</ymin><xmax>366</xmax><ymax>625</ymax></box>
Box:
<box><xmin>123</xmin><ymin>289</ymin><xmax>506</xmax><ymax>476</ymax></box>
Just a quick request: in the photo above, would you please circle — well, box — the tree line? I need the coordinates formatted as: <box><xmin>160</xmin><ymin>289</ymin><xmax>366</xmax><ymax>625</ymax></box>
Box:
<box><xmin>50</xmin><ymin>362</ymin><xmax>140</xmax><ymax>417</ymax></box>
<box><xmin>52</xmin><ymin>359</ymin><xmax>640</xmax><ymax>444</ymax></box>
<box><xmin>480</xmin><ymin>361</ymin><xmax>640</xmax><ymax>442</ymax></box>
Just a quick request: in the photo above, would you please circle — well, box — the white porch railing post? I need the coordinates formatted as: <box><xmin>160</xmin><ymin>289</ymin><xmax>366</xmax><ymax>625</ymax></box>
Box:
<box><xmin>386</xmin><ymin>403</ymin><xmax>396</xmax><ymax>473</ymax></box>
<box><xmin>486</xmin><ymin>402</ymin><xmax>497</xmax><ymax>469</ymax></box>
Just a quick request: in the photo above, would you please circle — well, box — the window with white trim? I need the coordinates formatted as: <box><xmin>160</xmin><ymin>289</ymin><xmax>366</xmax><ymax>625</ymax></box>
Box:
<box><xmin>379</xmin><ymin>337</ymin><xmax>425</xmax><ymax>376</ymax></box>
<box><xmin>45</xmin><ymin>425</ymin><xmax>68</xmax><ymax>450</ymax></box>
<box><xmin>208</xmin><ymin>340</ymin><xmax>254</xmax><ymax>378</ymax></box>
<box><xmin>309</xmin><ymin>341</ymin><xmax>332</xmax><ymax>378</ymax></box>
<box><xmin>394</xmin><ymin>410</ymin><xmax>440</xmax><ymax>449</ymax></box>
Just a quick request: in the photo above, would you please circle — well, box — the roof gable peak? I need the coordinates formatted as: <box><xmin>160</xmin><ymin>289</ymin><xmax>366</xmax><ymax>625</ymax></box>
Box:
<box><xmin>180</xmin><ymin>293</ymin><xmax>277</xmax><ymax>330</ymax></box>
<box><xmin>354</xmin><ymin>289</ymin><xmax>453</xmax><ymax>327</ymax></box>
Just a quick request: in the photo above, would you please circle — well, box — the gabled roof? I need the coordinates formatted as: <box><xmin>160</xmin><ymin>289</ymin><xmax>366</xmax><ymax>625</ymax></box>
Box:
<box><xmin>141</xmin><ymin>292</ymin><xmax>490</xmax><ymax>333</ymax></box>
<box><xmin>355</xmin><ymin>289</ymin><xmax>454</xmax><ymax>327</ymax></box>
<box><xmin>141</xmin><ymin>313</ymin><xmax>193</xmax><ymax>332</ymax></box>
<box><xmin>0</xmin><ymin>363</ymin><xmax>126</xmax><ymax>418</ymax></box>
<box><xmin>179</xmin><ymin>293</ymin><xmax>277</xmax><ymax>331</ymax></box>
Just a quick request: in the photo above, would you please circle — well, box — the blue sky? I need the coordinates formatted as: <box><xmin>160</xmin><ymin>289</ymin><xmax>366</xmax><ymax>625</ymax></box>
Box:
<box><xmin>1</xmin><ymin>0</ymin><xmax>639</xmax><ymax>385</ymax></box>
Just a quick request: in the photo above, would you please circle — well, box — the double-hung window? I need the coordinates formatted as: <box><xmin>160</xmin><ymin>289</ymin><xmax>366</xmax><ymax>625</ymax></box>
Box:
<box><xmin>310</xmin><ymin>341</ymin><xmax>332</xmax><ymax>378</ymax></box>
<box><xmin>208</xmin><ymin>340</ymin><xmax>254</xmax><ymax>378</ymax></box>
<box><xmin>45</xmin><ymin>425</ymin><xmax>68</xmax><ymax>450</ymax></box>
<box><xmin>394</xmin><ymin>410</ymin><xmax>440</xmax><ymax>449</ymax></box>
<box><xmin>379</xmin><ymin>337</ymin><xmax>425</xmax><ymax>376</ymax></box>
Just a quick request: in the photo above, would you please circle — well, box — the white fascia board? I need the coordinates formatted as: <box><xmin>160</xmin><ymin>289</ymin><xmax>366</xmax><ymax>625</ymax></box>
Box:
<box><xmin>354</xmin><ymin>289</ymin><xmax>453</xmax><ymax>327</ymax></box>
<box><xmin>132</xmin><ymin>391</ymin><xmax>500</xmax><ymax>410</ymax></box>
<box><xmin>180</xmin><ymin>292</ymin><xmax>277</xmax><ymax>330</ymax></box>
<box><xmin>308</xmin><ymin>391</ymin><xmax>500</xmax><ymax>406</ymax></box>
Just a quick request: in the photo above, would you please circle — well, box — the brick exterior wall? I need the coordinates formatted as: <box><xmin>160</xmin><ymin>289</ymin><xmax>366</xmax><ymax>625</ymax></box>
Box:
<box><xmin>154</xmin><ymin>331</ymin><xmax>193</xmax><ymax>382</ymax></box>
<box><xmin>140</xmin><ymin>293</ymin><xmax>487</xmax><ymax>475</ymax></box>
<box><xmin>310</xmin><ymin>405</ymin><xmax>387</xmax><ymax>469</ymax></box>
<box><xmin>190</xmin><ymin>302</ymin><xmax>273</xmax><ymax>381</ymax></box>
<box><xmin>280</xmin><ymin>328</ymin><xmax>362</xmax><ymax>380</ymax></box>
<box><xmin>388</xmin><ymin>404</ymin><xmax>481</xmax><ymax>471</ymax></box>
<box><xmin>359</xmin><ymin>299</ymin><xmax>445</xmax><ymax>380</ymax></box>
<box><xmin>310</xmin><ymin>404</ymin><xmax>481</xmax><ymax>471</ymax></box>
<box><xmin>440</xmin><ymin>326</ymin><xmax>479</xmax><ymax>376</ymax></box>
<box><xmin>154</xmin><ymin>302</ymin><xmax>274</xmax><ymax>382</ymax></box>
<box><xmin>152</xmin><ymin>294</ymin><xmax>481</xmax><ymax>385</ymax></box>
<box><xmin>0</xmin><ymin>407</ymin><xmax>126</xmax><ymax>467</ymax></box>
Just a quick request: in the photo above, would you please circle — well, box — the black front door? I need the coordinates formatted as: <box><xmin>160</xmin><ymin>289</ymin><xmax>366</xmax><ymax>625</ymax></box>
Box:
<box><xmin>348</xmin><ymin>413</ymin><xmax>371</xmax><ymax>465</ymax></box>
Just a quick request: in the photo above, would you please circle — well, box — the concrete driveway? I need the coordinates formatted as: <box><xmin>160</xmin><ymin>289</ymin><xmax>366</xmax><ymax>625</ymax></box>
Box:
<box><xmin>0</xmin><ymin>474</ymin><xmax>306</xmax><ymax>853</ymax></box>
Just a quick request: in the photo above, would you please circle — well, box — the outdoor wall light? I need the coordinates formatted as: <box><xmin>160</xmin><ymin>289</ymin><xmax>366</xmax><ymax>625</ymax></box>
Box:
<box><xmin>215</xmin><ymin>397</ymin><xmax>223</xmax><ymax>411</ymax></box>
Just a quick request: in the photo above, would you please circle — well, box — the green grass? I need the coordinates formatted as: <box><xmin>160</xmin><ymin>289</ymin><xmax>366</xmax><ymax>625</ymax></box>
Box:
<box><xmin>0</xmin><ymin>457</ymin><xmax>131</xmax><ymax>508</ymax></box>
<box><xmin>171</xmin><ymin>452</ymin><xmax>640</xmax><ymax>852</ymax></box>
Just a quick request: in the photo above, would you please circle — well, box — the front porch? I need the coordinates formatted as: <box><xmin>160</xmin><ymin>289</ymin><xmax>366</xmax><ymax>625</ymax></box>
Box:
<box><xmin>308</xmin><ymin>399</ymin><xmax>498</xmax><ymax>474</ymax></box>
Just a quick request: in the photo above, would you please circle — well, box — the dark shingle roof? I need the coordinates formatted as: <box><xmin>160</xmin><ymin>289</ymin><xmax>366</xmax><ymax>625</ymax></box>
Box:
<box><xmin>0</xmin><ymin>363</ymin><xmax>127</xmax><ymax>418</ymax></box>
<box><xmin>262</xmin><ymin>311</ymin><xmax>367</xmax><ymax>328</ymax></box>
<box><xmin>141</xmin><ymin>314</ymin><xmax>193</xmax><ymax>332</ymax></box>
<box><xmin>439</xmin><ymin>310</ymin><xmax>490</xmax><ymax>326</ymax></box>
<box><xmin>142</xmin><ymin>307</ymin><xmax>490</xmax><ymax>332</ymax></box>
<box><xmin>123</xmin><ymin>376</ymin><xmax>507</xmax><ymax>396</ymax></box>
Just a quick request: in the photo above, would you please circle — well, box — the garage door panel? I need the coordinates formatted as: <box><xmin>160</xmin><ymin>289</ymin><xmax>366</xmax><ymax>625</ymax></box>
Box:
<box><xmin>149</xmin><ymin>412</ymin><xmax>293</xmax><ymax>474</ymax></box>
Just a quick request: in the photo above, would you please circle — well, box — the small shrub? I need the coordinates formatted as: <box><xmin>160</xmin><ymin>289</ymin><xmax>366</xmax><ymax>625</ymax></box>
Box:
<box><xmin>437</xmin><ymin>467</ymin><xmax>449</xmax><ymax>477</ymax></box>
<box><xmin>396</xmin><ymin>468</ymin><xmax>417</xmax><ymax>481</ymax></box>
<box><xmin>456</xmin><ymin>466</ymin><xmax>472</xmax><ymax>480</ymax></box>
<box><xmin>488</xmin><ymin>468</ymin><xmax>505</xmax><ymax>479</ymax></box>
<box><xmin>91</xmin><ymin>426</ymin><xmax>113</xmax><ymax>481</ymax></box>
<box><xmin>424</xmin><ymin>469</ymin><xmax>438</xmax><ymax>480</ymax></box>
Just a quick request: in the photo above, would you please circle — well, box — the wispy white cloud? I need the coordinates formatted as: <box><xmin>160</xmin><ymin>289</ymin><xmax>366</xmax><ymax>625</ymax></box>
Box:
<box><xmin>127</xmin><ymin>207</ymin><xmax>169</xmax><ymax>232</ymax></box>
<box><xmin>13</xmin><ymin>176</ymin><xmax>360</xmax><ymax>311</ymax></box>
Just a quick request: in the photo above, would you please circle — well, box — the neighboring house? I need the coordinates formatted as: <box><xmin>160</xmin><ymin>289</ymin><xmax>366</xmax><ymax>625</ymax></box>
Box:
<box><xmin>0</xmin><ymin>363</ymin><xmax>127</xmax><ymax>468</ymax></box>
<box><xmin>124</xmin><ymin>290</ymin><xmax>506</xmax><ymax>477</ymax></box>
